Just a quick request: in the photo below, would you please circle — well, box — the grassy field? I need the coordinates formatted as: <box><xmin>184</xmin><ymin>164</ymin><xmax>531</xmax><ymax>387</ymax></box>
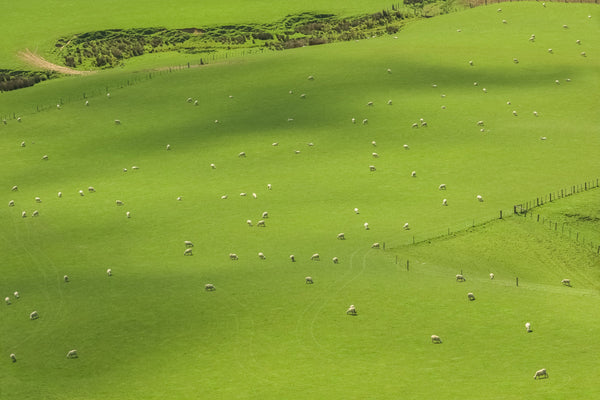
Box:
<box><xmin>1</xmin><ymin>2</ymin><xmax>599</xmax><ymax>399</ymax></box>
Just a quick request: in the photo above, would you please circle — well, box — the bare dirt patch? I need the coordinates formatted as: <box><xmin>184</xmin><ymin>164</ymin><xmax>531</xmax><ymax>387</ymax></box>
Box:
<box><xmin>18</xmin><ymin>49</ymin><xmax>95</xmax><ymax>75</ymax></box>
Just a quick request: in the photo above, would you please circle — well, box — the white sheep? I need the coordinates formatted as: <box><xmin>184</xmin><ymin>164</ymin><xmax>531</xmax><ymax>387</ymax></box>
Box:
<box><xmin>290</xmin><ymin>255</ymin><xmax>296</xmax><ymax>262</ymax></box>
<box><xmin>311</xmin><ymin>253</ymin><xmax>320</xmax><ymax>261</ymax></box>
<box><xmin>442</xmin><ymin>199</ymin><xmax>448</xmax><ymax>206</ymax></box>
<box><xmin>332</xmin><ymin>257</ymin><xmax>339</xmax><ymax>264</ymax></box>
<box><xmin>257</xmin><ymin>220</ymin><xmax>265</xmax><ymax>227</ymax></box>
<box><xmin>502</xmin><ymin>19</ymin><xmax>507</xmax><ymax>24</ymax></box>
<box><xmin>477</xmin><ymin>195</ymin><xmax>483</xmax><ymax>202</ymax></box>
<box><xmin>561</xmin><ymin>279</ymin><xmax>571</xmax><ymax>287</ymax></box>
<box><xmin>439</xmin><ymin>184</ymin><xmax>446</xmax><ymax>190</ymax></box>
<box><xmin>371</xmin><ymin>242</ymin><xmax>380</xmax><ymax>249</ymax></box>
<box><xmin>364</xmin><ymin>222</ymin><xmax>369</xmax><ymax>230</ymax></box>
<box><xmin>525</xmin><ymin>322</ymin><xmax>532</xmax><ymax>332</ymax></box>
<box><xmin>166</xmin><ymin>144</ymin><xmax>171</xmax><ymax>150</ymax></box>
<box><xmin>300</xmin><ymin>94</ymin><xmax>306</xmax><ymax>98</ymax></box>
<box><xmin>205</xmin><ymin>283</ymin><xmax>216</xmax><ymax>291</ymax></box>
<box><xmin>252</xmin><ymin>193</ymin><xmax>257</xmax><ymax>199</ymax></box>
<box><xmin>261</xmin><ymin>211</ymin><xmax>268</xmax><ymax>219</ymax></box>
<box><xmin>387</xmin><ymin>68</ymin><xmax>392</xmax><ymax>73</ymax></box>
<box><xmin>107</xmin><ymin>93</ymin><xmax>111</xmax><ymax>98</ymax></box>
<box><xmin>403</xmin><ymin>223</ymin><xmax>410</xmax><ymax>230</ymax></box>
<box><xmin>238</xmin><ymin>152</ymin><xmax>246</xmax><ymax>157</ymax></box>
<box><xmin>371</xmin><ymin>141</ymin><xmax>376</xmax><ymax>146</ymax></box>
<box><xmin>533</xmin><ymin>111</ymin><xmax>538</xmax><ymax>117</ymax></box>
<box><xmin>351</xmin><ymin>117</ymin><xmax>356</xmax><ymax>124</ymax></box>
<box><xmin>229</xmin><ymin>253</ymin><xmax>238</xmax><ymax>260</ymax></box>
<box><xmin>10</xmin><ymin>353</ymin><xmax>16</xmax><ymax>362</ymax></box>
<box><xmin>116</xmin><ymin>200</ymin><xmax>124</xmax><ymax>206</ymax></box>
<box><xmin>85</xmin><ymin>101</ymin><xmax>89</xmax><ymax>106</ymax></box>
<box><xmin>412</xmin><ymin>123</ymin><xmax>418</xmax><ymax>128</ymax></box>
<box><xmin>57</xmin><ymin>104</ymin><xmax>61</xmax><ymax>109</ymax></box>
<box><xmin>467</xmin><ymin>292</ymin><xmax>475</xmax><ymax>301</ymax></box>
<box><xmin>490</xmin><ymin>273</ymin><xmax>495</xmax><ymax>280</ymax></box>
<box><xmin>177</xmin><ymin>196</ymin><xmax>183</xmax><ymax>201</ymax></box>
<box><xmin>88</xmin><ymin>187</ymin><xmax>95</xmax><ymax>192</ymax></box>
<box><xmin>403</xmin><ymin>144</ymin><xmax>409</xmax><ymax>151</ymax></box>
<box><xmin>477</xmin><ymin>121</ymin><xmax>484</xmax><ymax>126</ymax></box>
<box><xmin>469</xmin><ymin>60</ymin><xmax>474</xmax><ymax>66</ymax></box>
<box><xmin>369</xmin><ymin>166</ymin><xmax>376</xmax><ymax>172</ymax></box>
<box><xmin>114</xmin><ymin>119</ymin><xmax>121</xmax><ymax>125</ymax></box>
<box><xmin>387</xmin><ymin>100</ymin><xmax>392</xmax><ymax>105</ymax></box>
<box><xmin>184</xmin><ymin>248</ymin><xmax>193</xmax><ymax>256</ymax></box>
<box><xmin>64</xmin><ymin>275</ymin><xmax>69</xmax><ymax>282</ymax></box>
<box><xmin>8</xmin><ymin>200</ymin><xmax>14</xmax><ymax>207</ymax></box>
<box><xmin>305</xmin><ymin>276</ymin><xmax>313</xmax><ymax>284</ymax></box>
<box><xmin>21</xmin><ymin>211</ymin><xmax>26</xmax><ymax>218</ymax></box>
<box><xmin>308</xmin><ymin>75</ymin><xmax>314</xmax><ymax>80</ymax></box>
<box><xmin>372</xmin><ymin>152</ymin><xmax>379</xmax><ymax>158</ymax></box>
<box><xmin>431</xmin><ymin>335</ymin><xmax>442</xmax><ymax>344</ymax></box>
<box><xmin>267</xmin><ymin>184</ymin><xmax>272</xmax><ymax>190</ymax></box>
<box><xmin>14</xmin><ymin>291</ymin><xmax>19</xmax><ymax>298</ymax></box>
<box><xmin>411</xmin><ymin>171</ymin><xmax>416</xmax><ymax>177</ymax></box>
<box><xmin>581</xmin><ymin>52</ymin><xmax>586</xmax><ymax>57</ymax></box>
<box><xmin>123</xmin><ymin>168</ymin><xmax>127</xmax><ymax>172</ymax></box>
<box><xmin>126</xmin><ymin>211</ymin><xmax>130</xmax><ymax>218</ymax></box>
<box><xmin>5</xmin><ymin>297</ymin><xmax>10</xmax><ymax>305</ymax></box>
<box><xmin>107</xmin><ymin>268</ymin><xmax>112</xmax><ymax>276</ymax></box>
<box><xmin>221</xmin><ymin>195</ymin><xmax>228</xmax><ymax>199</ymax></box>
<box><xmin>32</xmin><ymin>210</ymin><xmax>39</xmax><ymax>217</ymax></box>
<box><xmin>534</xmin><ymin>368</ymin><xmax>548</xmax><ymax>379</ymax></box>
<box><xmin>354</xmin><ymin>208</ymin><xmax>359</xmax><ymax>214</ymax></box>
<box><xmin>79</xmin><ymin>190</ymin><xmax>84</xmax><ymax>196</ymax></box>
<box><xmin>184</xmin><ymin>241</ymin><xmax>194</xmax><ymax>248</ymax></box>
<box><xmin>482</xmin><ymin>88</ymin><xmax>487</xmax><ymax>93</ymax></box>
<box><xmin>362</xmin><ymin>119</ymin><xmax>368</xmax><ymax>125</ymax></box>
<box><xmin>367</xmin><ymin>101</ymin><xmax>373</xmax><ymax>106</ymax></box>
<box><xmin>576</xmin><ymin>39</ymin><xmax>581</xmax><ymax>45</ymax></box>
<box><xmin>42</xmin><ymin>155</ymin><xmax>48</xmax><ymax>160</ymax></box>
<box><xmin>21</xmin><ymin>141</ymin><xmax>25</xmax><ymax>147</ymax></box>
<box><xmin>66</xmin><ymin>350</ymin><xmax>78</xmax><ymax>359</ymax></box>
<box><xmin>337</xmin><ymin>233</ymin><xmax>345</xmax><ymax>240</ymax></box>
<box><xmin>30</xmin><ymin>311</ymin><xmax>39</xmax><ymax>320</ymax></box>
<box><xmin>246</xmin><ymin>219</ymin><xmax>253</xmax><ymax>227</ymax></box>
<box><xmin>456</xmin><ymin>274</ymin><xmax>466</xmax><ymax>282</ymax></box>
<box><xmin>258</xmin><ymin>252</ymin><xmax>266</xmax><ymax>260</ymax></box>
<box><xmin>240</xmin><ymin>193</ymin><xmax>247</xmax><ymax>197</ymax></box>
<box><xmin>513</xmin><ymin>58</ymin><xmax>519</xmax><ymax>64</ymax></box>
<box><xmin>346</xmin><ymin>305</ymin><xmax>357</xmax><ymax>315</ymax></box>
<box><xmin>512</xmin><ymin>110</ymin><xmax>518</xmax><ymax>116</ymax></box>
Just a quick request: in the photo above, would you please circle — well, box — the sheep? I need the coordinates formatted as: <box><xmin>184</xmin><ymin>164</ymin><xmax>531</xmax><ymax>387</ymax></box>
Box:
<box><xmin>367</xmin><ymin>101</ymin><xmax>374</xmax><ymax>106</ymax></box>
<box><xmin>513</xmin><ymin>58</ymin><xmax>519</xmax><ymax>64</ymax></box>
<box><xmin>352</xmin><ymin>118</ymin><xmax>356</xmax><ymax>124</ymax></box>
<box><xmin>456</xmin><ymin>274</ymin><xmax>466</xmax><ymax>282</ymax></box>
<box><xmin>300</xmin><ymin>94</ymin><xmax>306</xmax><ymax>99</ymax></box>
<box><xmin>252</xmin><ymin>193</ymin><xmax>257</xmax><ymax>199</ymax></box>
<box><xmin>346</xmin><ymin>305</ymin><xmax>357</xmax><ymax>315</ymax></box>
<box><xmin>166</xmin><ymin>144</ymin><xmax>171</xmax><ymax>150</ymax></box>
<box><xmin>205</xmin><ymin>284</ymin><xmax>216</xmax><ymax>291</ymax></box>
<box><xmin>85</xmin><ymin>100</ymin><xmax>89</xmax><ymax>106</ymax></box>
<box><xmin>184</xmin><ymin>241</ymin><xmax>194</xmax><ymax>248</ymax></box>
<box><xmin>372</xmin><ymin>141</ymin><xmax>377</xmax><ymax>146</ymax></box>
<box><xmin>107</xmin><ymin>93</ymin><xmax>111</xmax><ymax>98</ymax></box>
<box><xmin>412</xmin><ymin>123</ymin><xmax>419</xmax><ymax>128</ymax></box>
<box><xmin>88</xmin><ymin>187</ymin><xmax>95</xmax><ymax>192</ymax></box>
<box><xmin>229</xmin><ymin>253</ymin><xmax>239</xmax><ymax>260</ymax></box>
<box><xmin>332</xmin><ymin>257</ymin><xmax>339</xmax><ymax>264</ymax></box>
<box><xmin>32</xmin><ymin>210</ymin><xmax>39</xmax><ymax>217</ymax></box>
<box><xmin>114</xmin><ymin>120</ymin><xmax>121</xmax><ymax>125</ymax></box>
<box><xmin>431</xmin><ymin>335</ymin><xmax>442</xmax><ymax>344</ymax></box>
<box><xmin>555</xmin><ymin>79</ymin><xmax>560</xmax><ymax>84</ymax></box>
<box><xmin>441</xmin><ymin>105</ymin><xmax>446</xmax><ymax>110</ymax></box>
<box><xmin>387</xmin><ymin>100</ymin><xmax>392</xmax><ymax>105</ymax></box>
<box><xmin>404</xmin><ymin>144</ymin><xmax>409</xmax><ymax>150</ymax></box>
<box><xmin>576</xmin><ymin>39</ymin><xmax>581</xmax><ymax>45</ymax></box>
<box><xmin>123</xmin><ymin>168</ymin><xmax>127</xmax><ymax>172</ymax></box>
<box><xmin>258</xmin><ymin>252</ymin><xmax>266</xmax><ymax>260</ymax></box>
<box><xmin>194</xmin><ymin>100</ymin><xmax>198</xmax><ymax>106</ymax></box>
<box><xmin>246</xmin><ymin>219</ymin><xmax>253</xmax><ymax>227</ymax></box>
<box><xmin>178</xmin><ymin>196</ymin><xmax>183</xmax><ymax>201</ymax></box>
<box><xmin>469</xmin><ymin>60</ymin><xmax>474</xmax><ymax>66</ymax></box>
<box><xmin>295</xmin><ymin>150</ymin><xmax>301</xmax><ymax>154</ymax></box>
<box><xmin>66</xmin><ymin>350</ymin><xmax>78</xmax><ymax>359</ymax></box>
<box><xmin>534</xmin><ymin>369</ymin><xmax>548</xmax><ymax>379</ymax></box>
<box><xmin>305</xmin><ymin>276</ymin><xmax>313</xmax><ymax>284</ymax></box>
<box><xmin>17</xmin><ymin>117</ymin><xmax>21</xmax><ymax>122</ymax></box>
<box><xmin>372</xmin><ymin>152</ymin><xmax>379</xmax><ymax>158</ymax></box>
<box><xmin>21</xmin><ymin>141</ymin><xmax>25</xmax><ymax>147</ymax></box>
<box><xmin>354</xmin><ymin>208</ymin><xmax>359</xmax><ymax>214</ymax></box>
<box><xmin>5</xmin><ymin>297</ymin><xmax>10</xmax><ymax>305</ymax></box>
<box><xmin>240</xmin><ymin>193</ymin><xmax>247</xmax><ymax>196</ymax></box>
<box><xmin>467</xmin><ymin>292</ymin><xmax>476</xmax><ymax>301</ymax></box>
<box><xmin>502</xmin><ymin>19</ymin><xmax>507</xmax><ymax>24</ymax></box>
<box><xmin>482</xmin><ymin>88</ymin><xmax>487</xmax><ymax>93</ymax></box>
<box><xmin>513</xmin><ymin>110</ymin><xmax>518</xmax><ymax>116</ymax></box>
<box><xmin>21</xmin><ymin>211</ymin><xmax>26</xmax><ymax>218</ymax></box>
<box><xmin>473</xmin><ymin>82</ymin><xmax>478</xmax><ymax>86</ymax></box>
<box><xmin>57</xmin><ymin>104</ymin><xmax>61</xmax><ymax>109</ymax></box>
<box><xmin>403</xmin><ymin>223</ymin><xmax>410</xmax><ymax>230</ymax></box>
<box><xmin>10</xmin><ymin>353</ymin><xmax>16</xmax><ymax>362</ymax></box>
<box><xmin>387</xmin><ymin>68</ymin><xmax>392</xmax><ymax>73</ymax></box>
<box><xmin>14</xmin><ymin>291</ymin><xmax>19</xmax><ymax>299</ymax></box>
<box><xmin>477</xmin><ymin>121</ymin><xmax>484</xmax><ymax>126</ymax></box>
<box><xmin>79</xmin><ymin>190</ymin><xmax>84</xmax><ymax>196</ymax></box>
<box><xmin>308</xmin><ymin>75</ymin><xmax>314</xmax><ymax>80</ymax></box>
<box><xmin>490</xmin><ymin>273</ymin><xmax>495</xmax><ymax>280</ymax></box>
<box><xmin>525</xmin><ymin>322</ymin><xmax>532</xmax><ymax>332</ymax></box>
<box><xmin>184</xmin><ymin>248</ymin><xmax>193</xmax><ymax>256</ymax></box>
<box><xmin>257</xmin><ymin>220</ymin><xmax>265</xmax><ymax>227</ymax></box>
<box><xmin>439</xmin><ymin>184</ymin><xmax>446</xmax><ymax>190</ymax></box>
<box><xmin>561</xmin><ymin>279</ymin><xmax>571</xmax><ymax>287</ymax></box>
<box><xmin>362</xmin><ymin>119</ymin><xmax>368</xmax><ymax>125</ymax></box>
<box><xmin>581</xmin><ymin>52</ymin><xmax>586</xmax><ymax>57</ymax></box>
<box><xmin>371</xmin><ymin>242</ymin><xmax>380</xmax><ymax>249</ymax></box>
<box><xmin>369</xmin><ymin>165</ymin><xmax>376</xmax><ymax>172</ymax></box>
<box><xmin>562</xmin><ymin>24</ymin><xmax>568</xmax><ymax>29</ymax></box>
<box><xmin>290</xmin><ymin>255</ymin><xmax>295</xmax><ymax>262</ymax></box>
<box><xmin>529</xmin><ymin>35</ymin><xmax>535</xmax><ymax>42</ymax></box>
<box><xmin>411</xmin><ymin>171</ymin><xmax>416</xmax><ymax>177</ymax></box>
<box><xmin>267</xmin><ymin>184</ymin><xmax>272</xmax><ymax>190</ymax></box>
<box><xmin>311</xmin><ymin>253</ymin><xmax>320</xmax><ymax>261</ymax></box>
<box><xmin>261</xmin><ymin>211</ymin><xmax>268</xmax><ymax>219</ymax></box>
<box><xmin>442</xmin><ymin>199</ymin><xmax>448</xmax><ymax>206</ymax></box>
<box><xmin>337</xmin><ymin>233</ymin><xmax>345</xmax><ymax>240</ymax></box>
<box><xmin>547</xmin><ymin>48</ymin><xmax>553</xmax><ymax>54</ymax></box>
<box><xmin>132</xmin><ymin>166</ymin><xmax>139</xmax><ymax>170</ymax></box>
<box><xmin>477</xmin><ymin>195</ymin><xmax>483</xmax><ymax>202</ymax></box>
<box><xmin>126</xmin><ymin>211</ymin><xmax>130</xmax><ymax>218</ymax></box>
<box><xmin>238</xmin><ymin>152</ymin><xmax>246</xmax><ymax>158</ymax></box>
<box><xmin>8</xmin><ymin>200</ymin><xmax>14</xmax><ymax>207</ymax></box>
<box><xmin>64</xmin><ymin>275</ymin><xmax>69</xmax><ymax>282</ymax></box>
<box><xmin>41</xmin><ymin>154</ymin><xmax>49</xmax><ymax>161</ymax></box>
<box><xmin>30</xmin><ymin>311</ymin><xmax>39</xmax><ymax>320</ymax></box>
<box><xmin>107</xmin><ymin>268</ymin><xmax>112</xmax><ymax>276</ymax></box>
<box><xmin>497</xmin><ymin>8</ymin><xmax>502</xmax><ymax>12</ymax></box>
<box><xmin>116</xmin><ymin>200</ymin><xmax>124</xmax><ymax>206</ymax></box>
<box><xmin>533</xmin><ymin>111</ymin><xmax>538</xmax><ymax>117</ymax></box>
<box><xmin>421</xmin><ymin>120</ymin><xmax>428</xmax><ymax>127</ymax></box>
<box><xmin>364</xmin><ymin>222</ymin><xmax>369</xmax><ymax>230</ymax></box>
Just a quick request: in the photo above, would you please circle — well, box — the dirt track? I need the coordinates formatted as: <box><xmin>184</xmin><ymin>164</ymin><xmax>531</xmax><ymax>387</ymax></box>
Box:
<box><xmin>18</xmin><ymin>49</ymin><xmax>95</xmax><ymax>75</ymax></box>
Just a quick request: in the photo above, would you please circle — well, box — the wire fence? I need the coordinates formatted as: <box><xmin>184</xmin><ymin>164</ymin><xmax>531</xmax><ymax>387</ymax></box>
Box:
<box><xmin>466</xmin><ymin>0</ymin><xmax>599</xmax><ymax>7</ymax></box>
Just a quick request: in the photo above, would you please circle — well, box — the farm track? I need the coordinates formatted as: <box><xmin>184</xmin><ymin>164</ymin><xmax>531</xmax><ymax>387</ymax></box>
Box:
<box><xmin>18</xmin><ymin>49</ymin><xmax>96</xmax><ymax>75</ymax></box>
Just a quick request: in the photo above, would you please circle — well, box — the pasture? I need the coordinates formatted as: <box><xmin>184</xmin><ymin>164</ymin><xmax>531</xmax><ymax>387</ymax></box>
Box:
<box><xmin>1</xmin><ymin>2</ymin><xmax>599</xmax><ymax>399</ymax></box>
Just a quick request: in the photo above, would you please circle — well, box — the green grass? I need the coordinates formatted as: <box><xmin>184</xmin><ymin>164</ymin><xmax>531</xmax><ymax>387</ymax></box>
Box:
<box><xmin>1</xmin><ymin>3</ymin><xmax>599</xmax><ymax>399</ymax></box>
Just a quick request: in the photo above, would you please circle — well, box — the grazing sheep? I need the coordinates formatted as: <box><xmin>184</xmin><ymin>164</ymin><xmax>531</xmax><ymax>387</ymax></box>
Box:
<box><xmin>421</xmin><ymin>120</ymin><xmax>428</xmax><ymax>127</ymax></box>
<box><xmin>17</xmin><ymin>117</ymin><xmax>21</xmax><ymax>122</ymax></box>
<box><xmin>308</xmin><ymin>75</ymin><xmax>314</xmax><ymax>80</ymax></box>
<box><xmin>116</xmin><ymin>200</ymin><xmax>124</xmax><ymax>206</ymax></box>
<box><xmin>114</xmin><ymin>120</ymin><xmax>121</xmax><ymax>125</ymax></box>
<box><xmin>178</xmin><ymin>196</ymin><xmax>183</xmax><ymax>201</ymax></box>
<box><xmin>257</xmin><ymin>220</ymin><xmax>265</xmax><ymax>227</ymax></box>
<box><xmin>258</xmin><ymin>252</ymin><xmax>266</xmax><ymax>260</ymax></box>
<box><xmin>252</xmin><ymin>193</ymin><xmax>257</xmax><ymax>199</ymax></box>
<box><xmin>66</xmin><ymin>350</ymin><xmax>78</xmax><ymax>359</ymax></box>
<box><xmin>238</xmin><ymin>152</ymin><xmax>246</xmax><ymax>158</ymax></box>
<box><xmin>205</xmin><ymin>284</ymin><xmax>216</xmax><ymax>291</ymax></box>
<box><xmin>561</xmin><ymin>279</ymin><xmax>571</xmax><ymax>287</ymax></box>
<box><xmin>533</xmin><ymin>111</ymin><xmax>538</xmax><ymax>117</ymax></box>
<box><xmin>387</xmin><ymin>68</ymin><xmax>392</xmax><ymax>73</ymax></box>
<box><xmin>411</xmin><ymin>171</ymin><xmax>416</xmax><ymax>177</ymax></box>
<box><xmin>387</xmin><ymin>100</ymin><xmax>392</xmax><ymax>105</ymax></box>
<box><xmin>364</xmin><ymin>222</ymin><xmax>369</xmax><ymax>230</ymax></box>
<box><xmin>88</xmin><ymin>187</ymin><xmax>95</xmax><ymax>192</ymax></box>
<box><xmin>107</xmin><ymin>93</ymin><xmax>111</xmax><ymax>98</ymax></box>
<box><xmin>431</xmin><ymin>335</ymin><xmax>442</xmax><ymax>344</ymax></box>
<box><xmin>229</xmin><ymin>253</ymin><xmax>239</xmax><ymax>260</ymax></box>
<box><xmin>352</xmin><ymin>118</ymin><xmax>356</xmax><ymax>124</ymax></box>
<box><xmin>467</xmin><ymin>292</ymin><xmax>476</xmax><ymax>301</ymax></box>
<box><xmin>456</xmin><ymin>274</ymin><xmax>466</xmax><ymax>282</ymax></box>
<box><xmin>371</xmin><ymin>242</ymin><xmax>380</xmax><ymax>249</ymax></box>
<box><xmin>482</xmin><ymin>88</ymin><xmax>487</xmax><ymax>93</ymax></box>
<box><xmin>562</xmin><ymin>24</ymin><xmax>568</xmax><ymax>29</ymax></box>
<box><xmin>261</xmin><ymin>211</ymin><xmax>268</xmax><ymax>219</ymax></box>
<box><xmin>403</xmin><ymin>223</ymin><xmax>410</xmax><ymax>230</ymax></box>
<box><xmin>346</xmin><ymin>305</ymin><xmax>357</xmax><ymax>315</ymax></box>
<box><xmin>412</xmin><ymin>123</ymin><xmax>419</xmax><ymax>128</ymax></box>
<box><xmin>30</xmin><ymin>311</ymin><xmax>39</xmax><ymax>320</ymax></box>
<box><xmin>469</xmin><ymin>60</ymin><xmax>473</xmax><ymax>66</ymax></box>
<box><xmin>362</xmin><ymin>119</ymin><xmax>368</xmax><ymax>125</ymax></box>
<box><xmin>194</xmin><ymin>100</ymin><xmax>198</xmax><ymax>106</ymax></box>
<box><xmin>123</xmin><ymin>168</ymin><xmax>127</xmax><ymax>172</ymax></box>
<box><xmin>337</xmin><ymin>233</ymin><xmax>345</xmax><ymax>240</ymax></box>
<box><xmin>79</xmin><ymin>190</ymin><xmax>84</xmax><ymax>196</ymax></box>
<box><xmin>332</xmin><ymin>257</ymin><xmax>339</xmax><ymax>264</ymax></box>
<box><xmin>555</xmin><ymin>79</ymin><xmax>560</xmax><ymax>84</ymax></box>
<box><xmin>14</xmin><ymin>291</ymin><xmax>19</xmax><ymax>299</ymax></box>
<box><xmin>5</xmin><ymin>297</ymin><xmax>10</xmax><ymax>305</ymax></box>
<box><xmin>404</xmin><ymin>144</ymin><xmax>409</xmax><ymax>150</ymax></box>
<box><xmin>525</xmin><ymin>322</ymin><xmax>532</xmax><ymax>332</ymax></box>
<box><xmin>267</xmin><ymin>184</ymin><xmax>272</xmax><ymax>190</ymax></box>
<box><xmin>372</xmin><ymin>141</ymin><xmax>377</xmax><ymax>146</ymax></box>
<box><xmin>477</xmin><ymin>195</ymin><xmax>483</xmax><ymax>202</ymax></box>
<box><xmin>8</xmin><ymin>200</ymin><xmax>14</xmax><ymax>207</ymax></box>
<box><xmin>184</xmin><ymin>241</ymin><xmax>194</xmax><ymax>248</ymax></box>
<box><xmin>439</xmin><ymin>184</ymin><xmax>446</xmax><ymax>190</ymax></box>
<box><xmin>184</xmin><ymin>248</ymin><xmax>193</xmax><ymax>256</ymax></box>
<box><xmin>305</xmin><ymin>276</ymin><xmax>313</xmax><ymax>284</ymax></box>
<box><xmin>64</xmin><ymin>275</ymin><xmax>69</xmax><ymax>282</ymax></box>
<box><xmin>534</xmin><ymin>369</ymin><xmax>548</xmax><ymax>379</ymax></box>
<box><xmin>42</xmin><ymin>155</ymin><xmax>48</xmax><ymax>160</ymax></box>
<box><xmin>290</xmin><ymin>255</ymin><xmax>295</xmax><ymax>262</ymax></box>
<box><xmin>21</xmin><ymin>211</ymin><xmax>26</xmax><ymax>218</ymax></box>
<box><xmin>581</xmin><ymin>52</ymin><xmax>586</xmax><ymax>57</ymax></box>
<box><xmin>512</xmin><ymin>110</ymin><xmax>518</xmax><ymax>116</ymax></box>
<box><xmin>57</xmin><ymin>104</ymin><xmax>61</xmax><ymax>109</ymax></box>
<box><xmin>442</xmin><ymin>199</ymin><xmax>448</xmax><ymax>206</ymax></box>
<box><xmin>502</xmin><ymin>19</ymin><xmax>507</xmax><ymax>24</ymax></box>
<box><xmin>513</xmin><ymin>58</ymin><xmax>519</xmax><ymax>64</ymax></box>
<box><xmin>186</xmin><ymin>97</ymin><xmax>193</xmax><ymax>103</ymax></box>
<box><xmin>240</xmin><ymin>193</ymin><xmax>247</xmax><ymax>197</ymax></box>
<box><xmin>477</xmin><ymin>121</ymin><xmax>484</xmax><ymax>126</ymax></box>
<box><xmin>85</xmin><ymin>101</ymin><xmax>89</xmax><ymax>106</ymax></box>
<box><xmin>131</xmin><ymin>166</ymin><xmax>139</xmax><ymax>170</ymax></box>
<box><xmin>490</xmin><ymin>273</ymin><xmax>495</xmax><ymax>280</ymax></box>
<box><xmin>107</xmin><ymin>268</ymin><xmax>112</xmax><ymax>276</ymax></box>
<box><xmin>367</xmin><ymin>101</ymin><xmax>373</xmax><ymax>106</ymax></box>
<box><xmin>126</xmin><ymin>211</ymin><xmax>130</xmax><ymax>218</ymax></box>
<box><xmin>32</xmin><ymin>210</ymin><xmax>39</xmax><ymax>217</ymax></box>
<box><xmin>372</xmin><ymin>152</ymin><xmax>379</xmax><ymax>158</ymax></box>
<box><xmin>369</xmin><ymin>165</ymin><xmax>376</xmax><ymax>172</ymax></box>
<box><xmin>10</xmin><ymin>353</ymin><xmax>16</xmax><ymax>362</ymax></box>
<box><xmin>166</xmin><ymin>144</ymin><xmax>171</xmax><ymax>150</ymax></box>
<box><xmin>246</xmin><ymin>219</ymin><xmax>253</xmax><ymax>227</ymax></box>
<box><xmin>354</xmin><ymin>208</ymin><xmax>359</xmax><ymax>214</ymax></box>
<box><xmin>21</xmin><ymin>141</ymin><xmax>25</xmax><ymax>147</ymax></box>
<box><xmin>311</xmin><ymin>253</ymin><xmax>320</xmax><ymax>261</ymax></box>
<box><xmin>295</xmin><ymin>150</ymin><xmax>301</xmax><ymax>154</ymax></box>
<box><xmin>300</xmin><ymin>94</ymin><xmax>306</xmax><ymax>99</ymax></box>
<box><xmin>576</xmin><ymin>39</ymin><xmax>581</xmax><ymax>45</ymax></box>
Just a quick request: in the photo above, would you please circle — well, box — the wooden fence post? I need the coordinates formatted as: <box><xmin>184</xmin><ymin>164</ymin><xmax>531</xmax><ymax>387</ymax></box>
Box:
<box><xmin>407</xmin><ymin>260</ymin><xmax>409</xmax><ymax>271</ymax></box>
<box><xmin>500</xmin><ymin>210</ymin><xmax>503</xmax><ymax>219</ymax></box>
<box><xmin>516</xmin><ymin>277</ymin><xmax>519</xmax><ymax>287</ymax></box>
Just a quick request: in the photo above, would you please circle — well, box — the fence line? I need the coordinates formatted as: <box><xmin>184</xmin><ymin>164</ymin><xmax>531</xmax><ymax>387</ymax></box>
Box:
<box><xmin>466</xmin><ymin>0</ymin><xmax>599</xmax><ymax>7</ymax></box>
